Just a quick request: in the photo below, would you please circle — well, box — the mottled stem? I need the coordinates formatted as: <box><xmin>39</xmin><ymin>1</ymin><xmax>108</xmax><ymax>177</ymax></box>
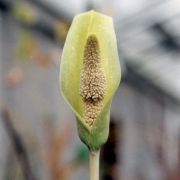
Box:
<box><xmin>89</xmin><ymin>150</ymin><xmax>100</xmax><ymax>180</ymax></box>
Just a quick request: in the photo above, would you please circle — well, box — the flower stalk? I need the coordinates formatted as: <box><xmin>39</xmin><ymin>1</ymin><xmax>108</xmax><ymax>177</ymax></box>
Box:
<box><xmin>89</xmin><ymin>150</ymin><xmax>100</xmax><ymax>180</ymax></box>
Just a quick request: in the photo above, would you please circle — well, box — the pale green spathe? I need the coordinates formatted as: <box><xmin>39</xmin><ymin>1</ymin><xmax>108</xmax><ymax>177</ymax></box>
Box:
<box><xmin>60</xmin><ymin>10</ymin><xmax>121</xmax><ymax>151</ymax></box>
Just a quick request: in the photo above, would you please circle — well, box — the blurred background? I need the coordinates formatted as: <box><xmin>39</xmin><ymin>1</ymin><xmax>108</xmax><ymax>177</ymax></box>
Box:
<box><xmin>0</xmin><ymin>0</ymin><xmax>180</xmax><ymax>179</ymax></box>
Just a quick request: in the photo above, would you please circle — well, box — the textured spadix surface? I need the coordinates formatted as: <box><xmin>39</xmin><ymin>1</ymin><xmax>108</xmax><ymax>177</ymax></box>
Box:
<box><xmin>60</xmin><ymin>11</ymin><xmax>121</xmax><ymax>151</ymax></box>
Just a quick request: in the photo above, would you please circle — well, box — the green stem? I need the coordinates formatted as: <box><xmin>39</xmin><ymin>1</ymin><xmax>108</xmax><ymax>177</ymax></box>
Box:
<box><xmin>89</xmin><ymin>149</ymin><xmax>100</xmax><ymax>180</ymax></box>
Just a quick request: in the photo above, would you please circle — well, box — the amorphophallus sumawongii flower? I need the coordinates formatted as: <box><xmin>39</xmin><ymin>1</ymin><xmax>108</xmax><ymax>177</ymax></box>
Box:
<box><xmin>60</xmin><ymin>10</ymin><xmax>121</xmax><ymax>151</ymax></box>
